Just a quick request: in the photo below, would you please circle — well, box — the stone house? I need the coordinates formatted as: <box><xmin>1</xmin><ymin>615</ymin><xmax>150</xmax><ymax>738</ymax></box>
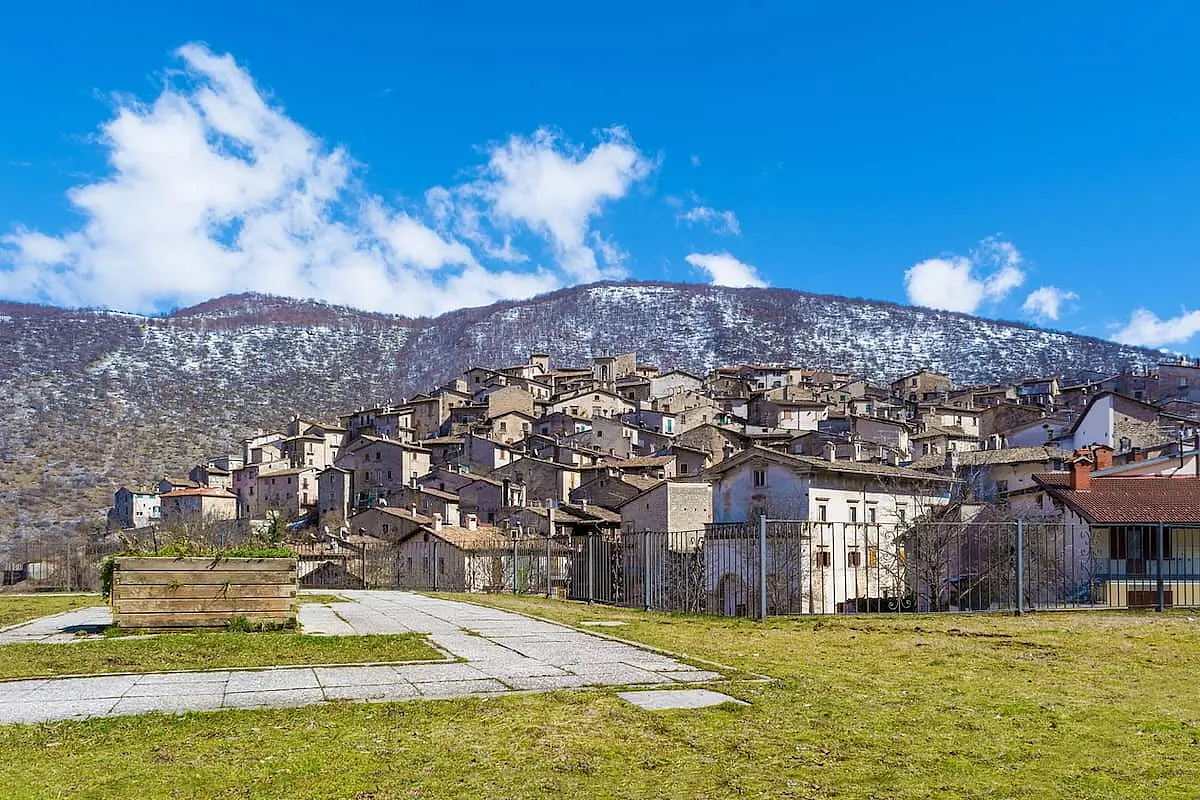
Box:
<box><xmin>333</xmin><ymin>436</ymin><xmax>433</xmax><ymax>511</ymax></box>
<box><xmin>254</xmin><ymin>466</ymin><xmax>319</xmax><ymax>520</ymax></box>
<box><xmin>569</xmin><ymin>470</ymin><xmax>663</xmax><ymax>510</ymax></box>
<box><xmin>891</xmin><ymin>369</ymin><xmax>952</xmax><ymax>403</ymax></box>
<box><xmin>111</xmin><ymin>486</ymin><xmax>161</xmax><ymax>529</ymax></box>
<box><xmin>617</xmin><ymin>481</ymin><xmax>713</xmax><ymax>534</ymax></box>
<box><xmin>550</xmin><ymin>388</ymin><xmax>635</xmax><ymax>420</ymax></box>
<box><xmin>490</xmin><ymin>457</ymin><xmax>582</xmax><ymax>506</ymax></box>
<box><xmin>649</xmin><ymin>369</ymin><xmax>705</xmax><ymax>399</ymax></box>
<box><xmin>1060</xmin><ymin>391</ymin><xmax>1171</xmax><ymax>455</ymax></box>
<box><xmin>317</xmin><ymin>467</ymin><xmax>352</xmax><ymax>529</ymax></box>
<box><xmin>909</xmin><ymin>446</ymin><xmax>1071</xmax><ymax>501</ymax></box>
<box><xmin>159</xmin><ymin>487</ymin><xmax>238</xmax><ymax>526</ymax></box>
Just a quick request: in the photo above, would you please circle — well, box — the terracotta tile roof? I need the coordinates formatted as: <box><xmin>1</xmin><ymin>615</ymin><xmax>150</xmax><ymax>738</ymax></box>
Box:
<box><xmin>1036</xmin><ymin>476</ymin><xmax>1200</xmax><ymax>524</ymax></box>
<box><xmin>160</xmin><ymin>488</ymin><xmax>237</xmax><ymax>499</ymax></box>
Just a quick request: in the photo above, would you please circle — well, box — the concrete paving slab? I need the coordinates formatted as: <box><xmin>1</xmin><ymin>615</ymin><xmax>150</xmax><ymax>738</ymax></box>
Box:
<box><xmin>618</xmin><ymin>689</ymin><xmax>748</xmax><ymax>710</ymax></box>
<box><xmin>225</xmin><ymin>668</ymin><xmax>319</xmax><ymax>693</ymax></box>
<box><xmin>579</xmin><ymin>620</ymin><xmax>628</xmax><ymax>627</ymax></box>
<box><xmin>0</xmin><ymin>698</ymin><xmax>119</xmax><ymax>724</ymax></box>
<box><xmin>323</xmin><ymin>682</ymin><xmax>419</xmax><ymax>702</ymax></box>
<box><xmin>393</xmin><ymin>662</ymin><xmax>489</xmax><ymax>683</ymax></box>
<box><xmin>503</xmin><ymin>674</ymin><xmax>593</xmax><ymax>691</ymax></box>
<box><xmin>125</xmin><ymin>680</ymin><xmax>229</xmax><ymax>698</ymax></box>
<box><xmin>314</xmin><ymin>666</ymin><xmax>405</xmax><ymax>687</ymax></box>
<box><xmin>566</xmin><ymin>663</ymin><xmax>674</xmax><ymax>685</ymax></box>
<box><xmin>223</xmin><ymin>688</ymin><xmax>327</xmax><ymax>709</ymax></box>
<box><xmin>112</xmin><ymin>694</ymin><xmax>225</xmax><ymax>716</ymax></box>
<box><xmin>414</xmin><ymin>678</ymin><xmax>508</xmax><ymax>698</ymax></box>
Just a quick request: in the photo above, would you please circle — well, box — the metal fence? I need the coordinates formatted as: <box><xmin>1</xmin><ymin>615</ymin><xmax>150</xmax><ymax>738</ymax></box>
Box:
<box><xmin>289</xmin><ymin>519</ymin><xmax>1200</xmax><ymax>617</ymax></box>
<box><xmin>0</xmin><ymin>536</ymin><xmax>123</xmax><ymax>593</ymax></box>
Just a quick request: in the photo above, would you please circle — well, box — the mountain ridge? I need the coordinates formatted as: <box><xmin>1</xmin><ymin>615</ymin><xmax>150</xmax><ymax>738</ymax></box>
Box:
<box><xmin>0</xmin><ymin>280</ymin><xmax>1162</xmax><ymax>549</ymax></box>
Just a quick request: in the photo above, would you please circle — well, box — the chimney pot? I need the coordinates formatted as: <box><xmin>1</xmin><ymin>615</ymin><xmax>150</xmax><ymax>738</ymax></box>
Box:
<box><xmin>433</xmin><ymin>513</ymin><xmax>443</xmax><ymax>532</ymax></box>
<box><xmin>1069</xmin><ymin>456</ymin><xmax>1093</xmax><ymax>491</ymax></box>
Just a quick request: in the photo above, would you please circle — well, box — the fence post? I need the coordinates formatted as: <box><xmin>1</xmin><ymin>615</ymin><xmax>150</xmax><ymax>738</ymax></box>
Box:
<box><xmin>642</xmin><ymin>532</ymin><xmax>651</xmax><ymax>611</ymax></box>
<box><xmin>513</xmin><ymin>534</ymin><xmax>519</xmax><ymax>595</ymax></box>
<box><xmin>758</xmin><ymin>516</ymin><xmax>768</xmax><ymax>620</ymax></box>
<box><xmin>587</xmin><ymin>531</ymin><xmax>595</xmax><ymax>604</ymax></box>
<box><xmin>1015</xmin><ymin>520</ymin><xmax>1025</xmax><ymax>616</ymax></box>
<box><xmin>431</xmin><ymin>539</ymin><xmax>438</xmax><ymax>592</ymax></box>
<box><xmin>546</xmin><ymin>509</ymin><xmax>554</xmax><ymax>598</ymax></box>
<box><xmin>1156</xmin><ymin>523</ymin><xmax>1165</xmax><ymax>612</ymax></box>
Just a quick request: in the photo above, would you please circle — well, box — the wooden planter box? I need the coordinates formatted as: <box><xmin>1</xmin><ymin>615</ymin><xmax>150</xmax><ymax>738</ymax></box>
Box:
<box><xmin>112</xmin><ymin>557</ymin><xmax>298</xmax><ymax>629</ymax></box>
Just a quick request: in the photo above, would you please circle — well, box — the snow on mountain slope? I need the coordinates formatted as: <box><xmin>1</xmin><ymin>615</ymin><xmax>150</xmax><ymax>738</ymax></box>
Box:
<box><xmin>0</xmin><ymin>282</ymin><xmax>1158</xmax><ymax>547</ymax></box>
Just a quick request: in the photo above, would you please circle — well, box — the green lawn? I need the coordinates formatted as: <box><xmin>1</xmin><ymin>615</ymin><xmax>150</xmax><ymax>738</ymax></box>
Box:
<box><xmin>0</xmin><ymin>632</ymin><xmax>441</xmax><ymax>680</ymax></box>
<box><xmin>2</xmin><ymin>597</ymin><xmax>1200</xmax><ymax>799</ymax></box>
<box><xmin>0</xmin><ymin>594</ymin><xmax>101</xmax><ymax>628</ymax></box>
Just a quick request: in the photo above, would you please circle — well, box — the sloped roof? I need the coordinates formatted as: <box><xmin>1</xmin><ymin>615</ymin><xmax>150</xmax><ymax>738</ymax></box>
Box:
<box><xmin>160</xmin><ymin>487</ymin><xmax>237</xmax><ymax>500</ymax></box>
<box><xmin>1034</xmin><ymin>476</ymin><xmax>1200</xmax><ymax>524</ymax></box>
<box><xmin>705</xmin><ymin>445</ymin><xmax>952</xmax><ymax>483</ymax></box>
<box><xmin>910</xmin><ymin>446</ymin><xmax>1070</xmax><ymax>471</ymax></box>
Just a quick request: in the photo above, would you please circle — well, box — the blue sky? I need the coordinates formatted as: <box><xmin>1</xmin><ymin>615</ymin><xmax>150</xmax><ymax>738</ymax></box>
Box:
<box><xmin>1</xmin><ymin>3</ymin><xmax>1198</xmax><ymax>351</ymax></box>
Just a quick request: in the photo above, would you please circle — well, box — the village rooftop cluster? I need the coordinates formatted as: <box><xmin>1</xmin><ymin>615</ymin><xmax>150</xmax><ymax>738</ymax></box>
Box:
<box><xmin>109</xmin><ymin>351</ymin><xmax>1200</xmax><ymax>606</ymax></box>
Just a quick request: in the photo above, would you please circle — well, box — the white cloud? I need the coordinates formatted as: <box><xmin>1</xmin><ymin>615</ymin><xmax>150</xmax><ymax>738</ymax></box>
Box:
<box><xmin>903</xmin><ymin>236</ymin><xmax>1026</xmax><ymax>313</ymax></box>
<box><xmin>685</xmin><ymin>252</ymin><xmax>766</xmax><ymax>288</ymax></box>
<box><xmin>1112</xmin><ymin>308</ymin><xmax>1200</xmax><ymax>348</ymax></box>
<box><xmin>0</xmin><ymin>44</ymin><xmax>659</xmax><ymax>315</ymax></box>
<box><xmin>690</xmin><ymin>155</ymin><xmax>701</xmax><ymax>167</ymax></box>
<box><xmin>678</xmin><ymin>206</ymin><xmax>741</xmax><ymax>236</ymax></box>
<box><xmin>466</xmin><ymin>126</ymin><xmax>653</xmax><ymax>282</ymax></box>
<box><xmin>1021</xmin><ymin>286</ymin><xmax>1078</xmax><ymax>321</ymax></box>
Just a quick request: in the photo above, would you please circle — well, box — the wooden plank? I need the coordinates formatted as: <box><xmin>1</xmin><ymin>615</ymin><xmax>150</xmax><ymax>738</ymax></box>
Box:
<box><xmin>114</xmin><ymin>570</ymin><xmax>295</xmax><ymax>586</ymax></box>
<box><xmin>116</xmin><ymin>598</ymin><xmax>295</xmax><ymax>614</ymax></box>
<box><xmin>116</xmin><ymin>557</ymin><xmax>296</xmax><ymax>572</ymax></box>
<box><xmin>114</xmin><ymin>584</ymin><xmax>296</xmax><ymax>601</ymax></box>
<box><xmin>115</xmin><ymin>612</ymin><xmax>295</xmax><ymax>629</ymax></box>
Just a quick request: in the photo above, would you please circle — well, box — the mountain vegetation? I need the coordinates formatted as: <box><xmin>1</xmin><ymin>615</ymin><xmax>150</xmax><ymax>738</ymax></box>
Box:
<box><xmin>0</xmin><ymin>282</ymin><xmax>1158</xmax><ymax>551</ymax></box>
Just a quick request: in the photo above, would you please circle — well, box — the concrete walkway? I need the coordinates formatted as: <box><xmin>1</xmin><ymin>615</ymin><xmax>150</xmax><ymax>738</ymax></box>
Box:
<box><xmin>0</xmin><ymin>591</ymin><xmax>721</xmax><ymax>724</ymax></box>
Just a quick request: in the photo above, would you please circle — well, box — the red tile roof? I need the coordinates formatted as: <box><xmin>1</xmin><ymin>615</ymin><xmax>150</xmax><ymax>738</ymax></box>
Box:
<box><xmin>1035</xmin><ymin>476</ymin><xmax>1200</xmax><ymax>524</ymax></box>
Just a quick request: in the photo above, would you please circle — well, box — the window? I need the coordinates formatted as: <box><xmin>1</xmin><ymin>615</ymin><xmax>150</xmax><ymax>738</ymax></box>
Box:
<box><xmin>847</xmin><ymin>550</ymin><xmax>862</xmax><ymax>567</ymax></box>
<box><xmin>375</xmin><ymin>452</ymin><xmax>381</xmax><ymax>461</ymax></box>
<box><xmin>816</xmin><ymin>550</ymin><xmax>832</xmax><ymax>568</ymax></box>
<box><xmin>848</xmin><ymin>506</ymin><xmax>857</xmax><ymax>523</ymax></box>
<box><xmin>897</xmin><ymin>508</ymin><xmax>907</xmax><ymax>523</ymax></box>
<box><xmin>818</xmin><ymin>504</ymin><xmax>827</xmax><ymax>522</ymax></box>
<box><xmin>867</xmin><ymin>546</ymin><xmax>879</xmax><ymax>567</ymax></box>
<box><xmin>910</xmin><ymin>378</ymin><xmax>918</xmax><ymax>387</ymax></box>
<box><xmin>752</xmin><ymin>469</ymin><xmax>766</xmax><ymax>487</ymax></box>
<box><xmin>867</xmin><ymin>507</ymin><xmax>876</xmax><ymax>523</ymax></box>
<box><xmin>680</xmin><ymin>463</ymin><xmax>689</xmax><ymax>474</ymax></box>
<box><xmin>995</xmin><ymin>480</ymin><xmax>1009</xmax><ymax>494</ymax></box>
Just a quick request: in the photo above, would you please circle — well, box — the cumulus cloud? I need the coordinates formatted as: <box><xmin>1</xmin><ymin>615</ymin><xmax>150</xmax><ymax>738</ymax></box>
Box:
<box><xmin>465</xmin><ymin>126</ymin><xmax>652</xmax><ymax>282</ymax></box>
<box><xmin>1112</xmin><ymin>308</ymin><xmax>1200</xmax><ymax>348</ymax></box>
<box><xmin>903</xmin><ymin>236</ymin><xmax>1026</xmax><ymax>313</ymax></box>
<box><xmin>685</xmin><ymin>252</ymin><xmax>766</xmax><ymax>288</ymax></box>
<box><xmin>1021</xmin><ymin>286</ymin><xmax>1078</xmax><ymax>321</ymax></box>
<box><xmin>0</xmin><ymin>44</ymin><xmax>653</xmax><ymax>315</ymax></box>
<box><xmin>677</xmin><ymin>206</ymin><xmax>741</xmax><ymax>236</ymax></box>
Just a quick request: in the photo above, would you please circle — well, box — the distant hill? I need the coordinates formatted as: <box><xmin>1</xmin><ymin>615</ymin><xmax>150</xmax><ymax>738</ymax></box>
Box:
<box><xmin>0</xmin><ymin>281</ymin><xmax>1158</xmax><ymax>548</ymax></box>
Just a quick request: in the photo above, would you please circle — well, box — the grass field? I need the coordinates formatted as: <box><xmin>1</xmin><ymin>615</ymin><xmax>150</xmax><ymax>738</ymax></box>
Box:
<box><xmin>2</xmin><ymin>597</ymin><xmax>1199</xmax><ymax>799</ymax></box>
<box><xmin>0</xmin><ymin>594</ymin><xmax>101</xmax><ymax>628</ymax></box>
<box><xmin>0</xmin><ymin>632</ymin><xmax>441</xmax><ymax>680</ymax></box>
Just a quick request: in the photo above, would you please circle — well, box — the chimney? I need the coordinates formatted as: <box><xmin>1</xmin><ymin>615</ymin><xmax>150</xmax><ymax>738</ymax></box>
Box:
<box><xmin>1131</xmin><ymin>447</ymin><xmax>1144</xmax><ymax>463</ymax></box>
<box><xmin>410</xmin><ymin>504</ymin><xmax>417</xmax><ymax>518</ymax></box>
<box><xmin>1069</xmin><ymin>455</ymin><xmax>1093</xmax><ymax>491</ymax></box>
<box><xmin>433</xmin><ymin>513</ymin><xmax>443</xmax><ymax>532</ymax></box>
<box><xmin>580</xmin><ymin>498</ymin><xmax>588</xmax><ymax>510</ymax></box>
<box><xmin>824</xmin><ymin>441</ymin><xmax>837</xmax><ymax>462</ymax></box>
<box><xmin>464</xmin><ymin>512</ymin><xmax>477</xmax><ymax>531</ymax></box>
<box><xmin>1092</xmin><ymin>445</ymin><xmax>1114</xmax><ymax>471</ymax></box>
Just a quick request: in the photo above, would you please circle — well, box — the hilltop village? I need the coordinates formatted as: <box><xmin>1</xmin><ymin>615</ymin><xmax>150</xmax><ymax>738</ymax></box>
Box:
<box><xmin>111</xmin><ymin>351</ymin><xmax>1199</xmax><ymax>545</ymax></box>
